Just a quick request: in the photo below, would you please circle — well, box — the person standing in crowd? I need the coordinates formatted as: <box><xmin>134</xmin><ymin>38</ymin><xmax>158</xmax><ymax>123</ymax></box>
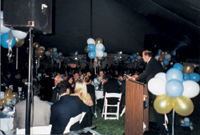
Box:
<box><xmin>50</xmin><ymin>81</ymin><xmax>89</xmax><ymax>134</ymax></box>
<box><xmin>51</xmin><ymin>74</ymin><xmax>64</xmax><ymax>103</ymax></box>
<box><xmin>13</xmin><ymin>84</ymin><xmax>51</xmax><ymax>129</ymax></box>
<box><xmin>132</xmin><ymin>50</ymin><xmax>167</xmax><ymax>135</ymax></box>
<box><xmin>117</xmin><ymin>72</ymin><xmax>126</xmax><ymax>112</ymax></box>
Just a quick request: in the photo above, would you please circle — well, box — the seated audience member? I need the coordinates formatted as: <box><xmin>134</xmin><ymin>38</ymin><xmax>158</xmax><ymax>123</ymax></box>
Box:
<box><xmin>64</xmin><ymin>75</ymin><xmax>74</xmax><ymax>94</ymax></box>
<box><xmin>51</xmin><ymin>74</ymin><xmax>64</xmax><ymax>103</ymax></box>
<box><xmin>40</xmin><ymin>68</ymin><xmax>54</xmax><ymax>101</ymax></box>
<box><xmin>97</xmin><ymin>74</ymin><xmax>120</xmax><ymax>111</ymax></box>
<box><xmin>71</xmin><ymin>80</ymin><xmax>93</xmax><ymax>128</ymax></box>
<box><xmin>50</xmin><ymin>81</ymin><xmax>89</xmax><ymax>134</ymax></box>
<box><xmin>84</xmin><ymin>76</ymin><xmax>95</xmax><ymax>114</ymax></box>
<box><xmin>6</xmin><ymin>70</ymin><xmax>25</xmax><ymax>94</ymax></box>
<box><xmin>14</xmin><ymin>84</ymin><xmax>51</xmax><ymax>129</ymax></box>
<box><xmin>117</xmin><ymin>72</ymin><xmax>126</xmax><ymax>112</ymax></box>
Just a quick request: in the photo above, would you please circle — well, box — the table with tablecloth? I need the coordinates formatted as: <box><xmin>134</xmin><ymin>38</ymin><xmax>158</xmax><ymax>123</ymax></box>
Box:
<box><xmin>0</xmin><ymin>115</ymin><xmax>14</xmax><ymax>135</ymax></box>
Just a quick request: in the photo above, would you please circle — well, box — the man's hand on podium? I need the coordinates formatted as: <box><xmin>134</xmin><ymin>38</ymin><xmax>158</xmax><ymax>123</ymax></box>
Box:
<box><xmin>131</xmin><ymin>74</ymin><xmax>139</xmax><ymax>81</ymax></box>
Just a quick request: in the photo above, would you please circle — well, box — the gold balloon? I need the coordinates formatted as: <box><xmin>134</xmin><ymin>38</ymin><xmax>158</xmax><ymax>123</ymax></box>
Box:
<box><xmin>49</xmin><ymin>54</ymin><xmax>53</xmax><ymax>58</ymax></box>
<box><xmin>4</xmin><ymin>88</ymin><xmax>13</xmax><ymax>99</ymax></box>
<box><xmin>14</xmin><ymin>38</ymin><xmax>25</xmax><ymax>47</ymax></box>
<box><xmin>136</xmin><ymin>52</ymin><xmax>140</xmax><ymax>56</ymax></box>
<box><xmin>154</xmin><ymin>94</ymin><xmax>174</xmax><ymax>114</ymax></box>
<box><xmin>95</xmin><ymin>38</ymin><xmax>103</xmax><ymax>44</ymax></box>
<box><xmin>173</xmin><ymin>95</ymin><xmax>194</xmax><ymax>116</ymax></box>
<box><xmin>158</xmin><ymin>56</ymin><xmax>165</xmax><ymax>62</ymax></box>
<box><xmin>160</xmin><ymin>51</ymin><xmax>165</xmax><ymax>55</ymax></box>
<box><xmin>183</xmin><ymin>63</ymin><xmax>194</xmax><ymax>74</ymax></box>
<box><xmin>38</xmin><ymin>54</ymin><xmax>44</xmax><ymax>60</ymax></box>
<box><xmin>134</xmin><ymin>57</ymin><xmax>138</xmax><ymax>62</ymax></box>
<box><xmin>95</xmin><ymin>83</ymin><xmax>98</xmax><ymax>87</ymax></box>
<box><xmin>84</xmin><ymin>46</ymin><xmax>89</xmax><ymax>53</ymax></box>
<box><xmin>48</xmin><ymin>48</ymin><xmax>54</xmax><ymax>53</ymax></box>
<box><xmin>11</xmin><ymin>92</ymin><xmax>19</xmax><ymax>99</ymax></box>
<box><xmin>36</xmin><ymin>47</ymin><xmax>45</xmax><ymax>55</ymax></box>
<box><xmin>164</xmin><ymin>51</ymin><xmax>169</xmax><ymax>55</ymax></box>
<box><xmin>33</xmin><ymin>42</ymin><xmax>40</xmax><ymax>49</ymax></box>
<box><xmin>0</xmin><ymin>98</ymin><xmax>7</xmax><ymax>106</ymax></box>
<box><xmin>180</xmin><ymin>120</ymin><xmax>185</xmax><ymax>124</ymax></box>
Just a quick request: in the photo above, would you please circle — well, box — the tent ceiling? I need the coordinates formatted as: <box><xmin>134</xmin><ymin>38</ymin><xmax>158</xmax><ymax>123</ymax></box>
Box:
<box><xmin>1</xmin><ymin>0</ymin><xmax>200</xmax><ymax>60</ymax></box>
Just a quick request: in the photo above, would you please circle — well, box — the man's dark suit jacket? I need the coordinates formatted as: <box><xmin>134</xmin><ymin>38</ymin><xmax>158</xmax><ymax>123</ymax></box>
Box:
<box><xmin>136</xmin><ymin>58</ymin><xmax>164</xmax><ymax>83</ymax></box>
<box><xmin>103</xmin><ymin>78</ymin><xmax>120</xmax><ymax>104</ymax></box>
<box><xmin>50</xmin><ymin>95</ymin><xmax>89</xmax><ymax>134</ymax></box>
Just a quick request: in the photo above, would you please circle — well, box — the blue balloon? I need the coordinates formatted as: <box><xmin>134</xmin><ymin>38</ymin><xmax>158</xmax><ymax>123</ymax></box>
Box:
<box><xmin>166</xmin><ymin>79</ymin><xmax>183</xmax><ymax>98</ymax></box>
<box><xmin>133</xmin><ymin>53</ymin><xmax>137</xmax><ymax>57</ymax></box>
<box><xmin>130</xmin><ymin>55</ymin><xmax>134</xmax><ymax>59</ymax></box>
<box><xmin>97</xmin><ymin>81</ymin><xmax>100</xmax><ymax>85</ymax></box>
<box><xmin>190</xmin><ymin>73</ymin><xmax>200</xmax><ymax>82</ymax></box>
<box><xmin>131</xmin><ymin>59</ymin><xmax>135</xmax><ymax>63</ymax></box>
<box><xmin>158</xmin><ymin>49</ymin><xmax>162</xmax><ymax>55</ymax></box>
<box><xmin>102</xmin><ymin>46</ymin><xmax>105</xmax><ymax>51</ymax></box>
<box><xmin>113</xmin><ymin>59</ymin><xmax>116</xmax><ymax>62</ymax></box>
<box><xmin>163</xmin><ymin>59</ymin><xmax>169</xmax><ymax>65</ymax></box>
<box><xmin>88</xmin><ymin>44</ymin><xmax>96</xmax><ymax>51</ymax></box>
<box><xmin>184</xmin><ymin>121</ymin><xmax>190</xmax><ymax>126</ymax></box>
<box><xmin>166</xmin><ymin>68</ymin><xmax>183</xmax><ymax>82</ymax></box>
<box><xmin>88</xmin><ymin>51</ymin><xmax>96</xmax><ymax>59</ymax></box>
<box><xmin>183</xmin><ymin>73</ymin><xmax>190</xmax><ymax>81</ymax></box>
<box><xmin>1</xmin><ymin>32</ymin><xmax>16</xmax><ymax>48</ymax></box>
<box><xmin>53</xmin><ymin>51</ymin><xmax>58</xmax><ymax>56</ymax></box>
<box><xmin>173</xmin><ymin>63</ymin><xmax>183</xmax><ymax>71</ymax></box>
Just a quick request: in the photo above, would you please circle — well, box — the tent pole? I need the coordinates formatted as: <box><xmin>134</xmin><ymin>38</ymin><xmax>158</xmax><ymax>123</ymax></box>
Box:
<box><xmin>25</xmin><ymin>28</ymin><xmax>33</xmax><ymax>134</ymax></box>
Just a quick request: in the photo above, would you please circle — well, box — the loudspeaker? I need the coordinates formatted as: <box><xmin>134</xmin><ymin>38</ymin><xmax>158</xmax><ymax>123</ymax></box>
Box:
<box><xmin>3</xmin><ymin>0</ymin><xmax>52</xmax><ymax>34</ymax></box>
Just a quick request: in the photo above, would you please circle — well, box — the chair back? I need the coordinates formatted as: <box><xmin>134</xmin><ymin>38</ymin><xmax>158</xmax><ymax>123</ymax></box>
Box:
<box><xmin>16</xmin><ymin>125</ymin><xmax>52</xmax><ymax>135</ymax></box>
<box><xmin>105</xmin><ymin>92</ymin><xmax>122</xmax><ymax>102</ymax></box>
<box><xmin>63</xmin><ymin>112</ymin><xmax>86</xmax><ymax>134</ymax></box>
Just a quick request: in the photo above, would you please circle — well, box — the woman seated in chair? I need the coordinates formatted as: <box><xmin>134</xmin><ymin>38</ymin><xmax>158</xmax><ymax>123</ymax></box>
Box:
<box><xmin>71</xmin><ymin>80</ymin><xmax>93</xmax><ymax>128</ymax></box>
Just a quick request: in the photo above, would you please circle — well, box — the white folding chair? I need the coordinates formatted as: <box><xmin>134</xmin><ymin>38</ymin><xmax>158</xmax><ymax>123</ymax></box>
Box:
<box><xmin>16</xmin><ymin>125</ymin><xmax>52</xmax><ymax>135</ymax></box>
<box><xmin>63</xmin><ymin>112</ymin><xmax>86</xmax><ymax>134</ymax></box>
<box><xmin>120</xmin><ymin>106</ymin><xmax>125</xmax><ymax>117</ymax></box>
<box><xmin>101</xmin><ymin>92</ymin><xmax>122</xmax><ymax>120</ymax></box>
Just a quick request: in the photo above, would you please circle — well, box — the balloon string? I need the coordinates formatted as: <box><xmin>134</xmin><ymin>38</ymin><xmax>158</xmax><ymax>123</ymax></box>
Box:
<box><xmin>172</xmin><ymin>109</ymin><xmax>175</xmax><ymax>135</ymax></box>
<box><xmin>163</xmin><ymin>114</ymin><xmax>169</xmax><ymax>131</ymax></box>
<box><xmin>7</xmin><ymin>31</ymin><xmax>13</xmax><ymax>63</ymax></box>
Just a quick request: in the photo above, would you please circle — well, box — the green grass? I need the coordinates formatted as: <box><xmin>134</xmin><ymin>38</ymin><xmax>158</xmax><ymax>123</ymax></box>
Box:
<box><xmin>92</xmin><ymin>101</ymin><xmax>200</xmax><ymax>135</ymax></box>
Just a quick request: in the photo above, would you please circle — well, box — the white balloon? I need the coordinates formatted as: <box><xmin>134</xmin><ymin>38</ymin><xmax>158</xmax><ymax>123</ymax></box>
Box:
<box><xmin>182</xmin><ymin>80</ymin><xmax>200</xmax><ymax>98</ymax></box>
<box><xmin>137</xmin><ymin>55</ymin><xmax>142</xmax><ymax>60</ymax></box>
<box><xmin>45</xmin><ymin>51</ymin><xmax>50</xmax><ymax>56</ymax></box>
<box><xmin>58</xmin><ymin>52</ymin><xmax>62</xmax><ymax>56</ymax></box>
<box><xmin>87</xmin><ymin>38</ymin><xmax>95</xmax><ymax>44</ymax></box>
<box><xmin>154</xmin><ymin>55</ymin><xmax>160</xmax><ymax>60</ymax></box>
<box><xmin>154</xmin><ymin>72</ymin><xmax>166</xmax><ymax>83</ymax></box>
<box><xmin>53</xmin><ymin>47</ymin><xmax>57</xmax><ymax>52</ymax></box>
<box><xmin>12</xmin><ymin>29</ymin><xmax>28</xmax><ymax>39</ymax></box>
<box><xmin>165</xmin><ymin>54</ymin><xmax>171</xmax><ymax>61</ymax></box>
<box><xmin>1</xmin><ymin>19</ymin><xmax>10</xmax><ymax>33</ymax></box>
<box><xmin>148</xmin><ymin>78</ymin><xmax>166</xmax><ymax>95</ymax></box>
<box><xmin>1</xmin><ymin>11</ymin><xmax>3</xmax><ymax>19</ymax></box>
<box><xmin>96</xmin><ymin>50</ymin><xmax>103</xmax><ymax>57</ymax></box>
<box><xmin>103</xmin><ymin>52</ymin><xmax>107</xmax><ymax>57</ymax></box>
<box><xmin>96</xmin><ymin>43</ymin><xmax>104</xmax><ymax>50</ymax></box>
<box><xmin>40</xmin><ymin>46</ymin><xmax>45</xmax><ymax>51</ymax></box>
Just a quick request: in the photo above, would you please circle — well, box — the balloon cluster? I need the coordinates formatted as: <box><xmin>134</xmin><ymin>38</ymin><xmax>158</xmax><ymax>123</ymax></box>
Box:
<box><xmin>78</xmin><ymin>56</ymin><xmax>87</xmax><ymax>63</ymax></box>
<box><xmin>0</xmin><ymin>88</ymin><xmax>18</xmax><ymax>106</ymax></box>
<box><xmin>129</xmin><ymin>53</ymin><xmax>142</xmax><ymax>63</ymax></box>
<box><xmin>180</xmin><ymin>117</ymin><xmax>193</xmax><ymax>130</ymax></box>
<box><xmin>91</xmin><ymin>78</ymin><xmax>101</xmax><ymax>89</ymax></box>
<box><xmin>86</xmin><ymin>38</ymin><xmax>107</xmax><ymax>60</ymax></box>
<box><xmin>1</xmin><ymin>11</ymin><xmax>28</xmax><ymax>60</ymax></box>
<box><xmin>148</xmin><ymin>62</ymin><xmax>200</xmax><ymax>116</ymax></box>
<box><xmin>34</xmin><ymin>42</ymin><xmax>46</xmax><ymax>60</ymax></box>
<box><xmin>44</xmin><ymin>47</ymin><xmax>64</xmax><ymax>64</ymax></box>
<box><xmin>155</xmin><ymin>49</ymin><xmax>172</xmax><ymax>66</ymax></box>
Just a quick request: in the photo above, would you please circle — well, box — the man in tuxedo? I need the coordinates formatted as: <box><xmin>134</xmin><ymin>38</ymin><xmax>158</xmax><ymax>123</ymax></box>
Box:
<box><xmin>50</xmin><ymin>74</ymin><xmax>63</xmax><ymax>103</ymax></box>
<box><xmin>50</xmin><ymin>81</ymin><xmax>89</xmax><ymax>134</ymax></box>
<box><xmin>132</xmin><ymin>50</ymin><xmax>167</xmax><ymax>135</ymax></box>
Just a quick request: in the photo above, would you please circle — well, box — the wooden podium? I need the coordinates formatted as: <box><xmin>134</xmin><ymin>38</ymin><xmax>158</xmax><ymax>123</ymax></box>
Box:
<box><xmin>125</xmin><ymin>79</ymin><xmax>149</xmax><ymax>135</ymax></box>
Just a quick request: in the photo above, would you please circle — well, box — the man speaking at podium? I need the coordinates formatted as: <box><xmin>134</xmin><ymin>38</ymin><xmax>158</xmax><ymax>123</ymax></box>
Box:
<box><xmin>132</xmin><ymin>50</ymin><xmax>168</xmax><ymax>135</ymax></box>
